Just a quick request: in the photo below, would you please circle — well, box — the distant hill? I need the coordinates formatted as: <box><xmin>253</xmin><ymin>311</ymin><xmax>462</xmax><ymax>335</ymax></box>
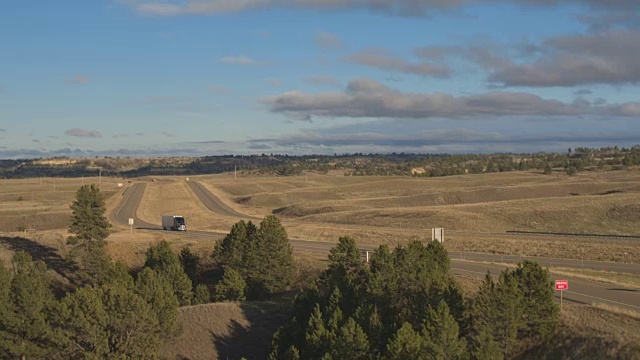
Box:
<box><xmin>1</xmin><ymin>145</ymin><xmax>639</xmax><ymax>179</ymax></box>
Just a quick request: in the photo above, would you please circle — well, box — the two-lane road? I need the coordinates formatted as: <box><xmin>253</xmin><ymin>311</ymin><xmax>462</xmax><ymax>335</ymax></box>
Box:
<box><xmin>112</xmin><ymin>181</ymin><xmax>640</xmax><ymax>312</ymax></box>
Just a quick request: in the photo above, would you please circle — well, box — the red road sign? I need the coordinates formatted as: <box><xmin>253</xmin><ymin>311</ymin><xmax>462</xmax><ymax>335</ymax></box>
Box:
<box><xmin>555</xmin><ymin>280</ymin><xmax>569</xmax><ymax>291</ymax></box>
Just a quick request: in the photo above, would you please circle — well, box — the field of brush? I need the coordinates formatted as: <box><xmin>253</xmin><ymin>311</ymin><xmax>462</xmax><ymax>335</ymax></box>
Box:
<box><xmin>2</xmin><ymin>169</ymin><xmax>640</xmax><ymax>262</ymax></box>
<box><xmin>0</xmin><ymin>177</ymin><xmax>122</xmax><ymax>232</ymax></box>
<box><xmin>189</xmin><ymin>169</ymin><xmax>640</xmax><ymax>262</ymax></box>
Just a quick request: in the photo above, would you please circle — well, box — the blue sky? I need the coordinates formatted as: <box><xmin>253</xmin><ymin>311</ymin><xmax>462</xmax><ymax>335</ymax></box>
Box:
<box><xmin>0</xmin><ymin>0</ymin><xmax>639</xmax><ymax>158</ymax></box>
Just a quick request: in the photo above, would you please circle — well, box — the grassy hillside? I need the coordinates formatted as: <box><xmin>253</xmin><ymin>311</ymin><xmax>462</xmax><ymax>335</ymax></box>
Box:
<box><xmin>160</xmin><ymin>301</ymin><xmax>290</xmax><ymax>360</ymax></box>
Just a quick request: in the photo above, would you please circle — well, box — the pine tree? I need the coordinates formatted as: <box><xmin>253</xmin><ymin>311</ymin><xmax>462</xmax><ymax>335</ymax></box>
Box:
<box><xmin>162</xmin><ymin>261</ymin><xmax>194</xmax><ymax>306</ymax></box>
<box><xmin>422</xmin><ymin>301</ymin><xmax>467</xmax><ymax>360</ymax></box>
<box><xmin>513</xmin><ymin>261</ymin><xmax>559</xmax><ymax>338</ymax></box>
<box><xmin>329</xmin><ymin>318</ymin><xmax>370</xmax><ymax>359</ymax></box>
<box><xmin>193</xmin><ymin>284</ymin><xmax>211</xmax><ymax>305</ymax></box>
<box><xmin>304</xmin><ymin>305</ymin><xmax>330</xmax><ymax>359</ymax></box>
<box><xmin>135</xmin><ymin>267</ymin><xmax>179</xmax><ymax>336</ymax></box>
<box><xmin>0</xmin><ymin>252</ymin><xmax>61</xmax><ymax>359</ymax></box>
<box><xmin>100</xmin><ymin>285</ymin><xmax>162</xmax><ymax>358</ymax></box>
<box><xmin>492</xmin><ymin>270</ymin><xmax>525</xmax><ymax>358</ymax></box>
<box><xmin>73</xmin><ymin>242</ymin><xmax>113</xmax><ymax>287</ymax></box>
<box><xmin>145</xmin><ymin>241</ymin><xmax>193</xmax><ymax>306</ymax></box>
<box><xmin>471</xmin><ymin>328</ymin><xmax>503</xmax><ymax>360</ymax></box>
<box><xmin>104</xmin><ymin>261</ymin><xmax>135</xmax><ymax>289</ymax></box>
<box><xmin>385</xmin><ymin>322</ymin><xmax>424</xmax><ymax>359</ymax></box>
<box><xmin>248</xmin><ymin>215</ymin><xmax>295</xmax><ymax>297</ymax></box>
<box><xmin>213</xmin><ymin>220</ymin><xmax>257</xmax><ymax>268</ymax></box>
<box><xmin>68</xmin><ymin>184</ymin><xmax>111</xmax><ymax>244</ymax></box>
<box><xmin>180</xmin><ymin>246</ymin><xmax>200</xmax><ymax>286</ymax></box>
<box><xmin>214</xmin><ymin>267</ymin><xmax>247</xmax><ymax>301</ymax></box>
<box><xmin>57</xmin><ymin>286</ymin><xmax>110</xmax><ymax>358</ymax></box>
<box><xmin>67</xmin><ymin>185</ymin><xmax>113</xmax><ymax>286</ymax></box>
<box><xmin>323</xmin><ymin>236</ymin><xmax>367</xmax><ymax>316</ymax></box>
<box><xmin>283</xmin><ymin>345</ymin><xmax>301</xmax><ymax>360</ymax></box>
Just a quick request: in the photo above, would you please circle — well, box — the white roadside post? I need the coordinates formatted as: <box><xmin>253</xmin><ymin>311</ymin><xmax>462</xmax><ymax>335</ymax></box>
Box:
<box><xmin>128</xmin><ymin>218</ymin><xmax>134</xmax><ymax>234</ymax></box>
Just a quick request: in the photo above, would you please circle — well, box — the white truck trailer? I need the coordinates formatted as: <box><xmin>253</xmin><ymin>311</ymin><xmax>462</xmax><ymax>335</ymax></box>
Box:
<box><xmin>162</xmin><ymin>215</ymin><xmax>187</xmax><ymax>231</ymax></box>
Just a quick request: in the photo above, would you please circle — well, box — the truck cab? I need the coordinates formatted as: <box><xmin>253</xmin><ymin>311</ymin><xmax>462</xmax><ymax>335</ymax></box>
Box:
<box><xmin>162</xmin><ymin>215</ymin><xmax>187</xmax><ymax>231</ymax></box>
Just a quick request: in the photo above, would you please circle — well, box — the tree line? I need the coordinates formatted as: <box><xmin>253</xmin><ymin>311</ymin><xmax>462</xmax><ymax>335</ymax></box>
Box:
<box><xmin>3</xmin><ymin>145</ymin><xmax>640</xmax><ymax>179</ymax></box>
<box><xmin>268</xmin><ymin>237</ymin><xmax>559</xmax><ymax>359</ymax></box>
<box><xmin>1</xmin><ymin>184</ymin><xmax>559</xmax><ymax>358</ymax></box>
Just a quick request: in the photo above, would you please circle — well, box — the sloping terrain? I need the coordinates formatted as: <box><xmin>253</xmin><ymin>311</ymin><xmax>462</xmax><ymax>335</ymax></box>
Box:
<box><xmin>160</xmin><ymin>301</ymin><xmax>290</xmax><ymax>360</ymax></box>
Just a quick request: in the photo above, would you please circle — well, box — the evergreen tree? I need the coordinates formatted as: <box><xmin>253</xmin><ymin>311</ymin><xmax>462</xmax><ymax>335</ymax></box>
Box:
<box><xmin>214</xmin><ymin>267</ymin><xmax>246</xmax><ymax>301</ymax></box>
<box><xmin>422</xmin><ymin>301</ymin><xmax>467</xmax><ymax>360</ymax></box>
<box><xmin>66</xmin><ymin>185</ymin><xmax>113</xmax><ymax>287</ymax></box>
<box><xmin>385</xmin><ymin>322</ymin><xmax>424</xmax><ymax>359</ymax></box>
<box><xmin>513</xmin><ymin>261</ymin><xmax>559</xmax><ymax>338</ymax></box>
<box><xmin>100</xmin><ymin>285</ymin><xmax>162</xmax><ymax>358</ymax></box>
<box><xmin>135</xmin><ymin>267</ymin><xmax>179</xmax><ymax>336</ymax></box>
<box><xmin>193</xmin><ymin>284</ymin><xmax>211</xmax><ymax>305</ymax></box>
<box><xmin>180</xmin><ymin>246</ymin><xmax>200</xmax><ymax>287</ymax></box>
<box><xmin>0</xmin><ymin>252</ymin><xmax>61</xmax><ymax>359</ymax></box>
<box><xmin>212</xmin><ymin>220</ymin><xmax>257</xmax><ymax>269</ymax></box>
<box><xmin>104</xmin><ymin>260</ymin><xmax>135</xmax><ymax>289</ymax></box>
<box><xmin>322</xmin><ymin>236</ymin><xmax>368</xmax><ymax>316</ymax></box>
<box><xmin>213</xmin><ymin>217</ymin><xmax>294</xmax><ymax>299</ymax></box>
<box><xmin>73</xmin><ymin>242</ymin><xmax>113</xmax><ymax>287</ymax></box>
<box><xmin>68</xmin><ymin>184</ymin><xmax>111</xmax><ymax>244</ymax></box>
<box><xmin>247</xmin><ymin>215</ymin><xmax>295</xmax><ymax>297</ymax></box>
<box><xmin>283</xmin><ymin>345</ymin><xmax>301</xmax><ymax>360</ymax></box>
<box><xmin>304</xmin><ymin>305</ymin><xmax>330</xmax><ymax>359</ymax></box>
<box><xmin>329</xmin><ymin>318</ymin><xmax>370</xmax><ymax>360</ymax></box>
<box><xmin>57</xmin><ymin>286</ymin><xmax>110</xmax><ymax>358</ymax></box>
<box><xmin>470</xmin><ymin>328</ymin><xmax>503</xmax><ymax>360</ymax></box>
<box><xmin>145</xmin><ymin>241</ymin><xmax>193</xmax><ymax>306</ymax></box>
<box><xmin>492</xmin><ymin>271</ymin><xmax>525</xmax><ymax>358</ymax></box>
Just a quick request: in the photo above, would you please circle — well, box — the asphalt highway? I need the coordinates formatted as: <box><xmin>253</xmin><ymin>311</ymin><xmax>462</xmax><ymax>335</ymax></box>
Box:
<box><xmin>111</xmin><ymin>181</ymin><xmax>640</xmax><ymax>312</ymax></box>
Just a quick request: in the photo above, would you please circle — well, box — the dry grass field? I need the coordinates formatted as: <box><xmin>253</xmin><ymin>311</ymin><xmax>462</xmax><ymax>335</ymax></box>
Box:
<box><xmin>0</xmin><ymin>176</ymin><xmax>124</xmax><ymax>232</ymax></box>
<box><xmin>456</xmin><ymin>274</ymin><xmax>640</xmax><ymax>360</ymax></box>
<box><xmin>179</xmin><ymin>169</ymin><xmax>640</xmax><ymax>262</ymax></box>
<box><xmin>160</xmin><ymin>301</ymin><xmax>291</xmax><ymax>360</ymax></box>
<box><xmin>1</xmin><ymin>169</ymin><xmax>640</xmax><ymax>264</ymax></box>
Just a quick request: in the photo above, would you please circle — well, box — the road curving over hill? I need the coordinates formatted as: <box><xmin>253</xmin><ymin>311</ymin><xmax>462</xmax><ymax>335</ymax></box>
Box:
<box><xmin>112</xmin><ymin>181</ymin><xmax>640</xmax><ymax>313</ymax></box>
<box><xmin>185</xmin><ymin>180</ymin><xmax>261</xmax><ymax>221</ymax></box>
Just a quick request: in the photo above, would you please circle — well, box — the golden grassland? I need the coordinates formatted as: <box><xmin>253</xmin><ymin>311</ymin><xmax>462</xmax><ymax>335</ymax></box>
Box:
<box><xmin>2</xmin><ymin>169</ymin><xmax>640</xmax><ymax>264</ymax></box>
<box><xmin>160</xmin><ymin>300</ymin><xmax>291</xmax><ymax>360</ymax></box>
<box><xmin>185</xmin><ymin>169</ymin><xmax>640</xmax><ymax>262</ymax></box>
<box><xmin>0</xmin><ymin>176</ymin><xmax>123</xmax><ymax>232</ymax></box>
<box><xmin>549</xmin><ymin>267</ymin><xmax>640</xmax><ymax>290</ymax></box>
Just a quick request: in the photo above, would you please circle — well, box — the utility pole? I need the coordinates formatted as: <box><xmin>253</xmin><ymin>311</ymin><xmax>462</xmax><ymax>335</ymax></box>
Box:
<box><xmin>234</xmin><ymin>165</ymin><xmax>237</xmax><ymax>180</ymax></box>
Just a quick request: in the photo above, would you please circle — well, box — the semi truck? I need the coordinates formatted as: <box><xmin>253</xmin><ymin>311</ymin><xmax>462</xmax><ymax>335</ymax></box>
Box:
<box><xmin>162</xmin><ymin>215</ymin><xmax>187</xmax><ymax>231</ymax></box>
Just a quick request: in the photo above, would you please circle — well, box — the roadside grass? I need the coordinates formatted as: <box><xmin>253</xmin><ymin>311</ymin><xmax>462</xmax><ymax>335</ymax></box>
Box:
<box><xmin>453</xmin><ymin>274</ymin><xmax>640</xmax><ymax>360</ymax></box>
<box><xmin>137</xmin><ymin>179</ymin><xmax>241</xmax><ymax>233</ymax></box>
<box><xmin>550</xmin><ymin>267</ymin><xmax>640</xmax><ymax>290</ymax></box>
<box><xmin>186</xmin><ymin>170</ymin><xmax>640</xmax><ymax>263</ymax></box>
<box><xmin>0</xmin><ymin>177</ymin><xmax>121</xmax><ymax>232</ymax></box>
<box><xmin>160</xmin><ymin>300</ymin><xmax>291</xmax><ymax>360</ymax></box>
<box><xmin>523</xmin><ymin>303</ymin><xmax>640</xmax><ymax>359</ymax></box>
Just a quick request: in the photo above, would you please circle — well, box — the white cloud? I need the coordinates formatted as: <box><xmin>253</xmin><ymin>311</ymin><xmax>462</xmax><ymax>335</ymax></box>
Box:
<box><xmin>67</xmin><ymin>75</ymin><xmax>91</xmax><ymax>85</ymax></box>
<box><xmin>315</xmin><ymin>31</ymin><xmax>344</xmax><ymax>50</ymax></box>
<box><xmin>220</xmin><ymin>55</ymin><xmax>265</xmax><ymax>65</ymax></box>
<box><xmin>64</xmin><ymin>128</ymin><xmax>102</xmax><ymax>138</ymax></box>
<box><xmin>349</xmin><ymin>48</ymin><xmax>450</xmax><ymax>77</ymax></box>
<box><xmin>265</xmin><ymin>78</ymin><xmax>598</xmax><ymax>120</ymax></box>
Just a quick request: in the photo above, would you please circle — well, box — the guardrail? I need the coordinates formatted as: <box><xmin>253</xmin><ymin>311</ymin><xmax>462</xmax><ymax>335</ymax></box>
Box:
<box><xmin>506</xmin><ymin>230</ymin><xmax>640</xmax><ymax>239</ymax></box>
